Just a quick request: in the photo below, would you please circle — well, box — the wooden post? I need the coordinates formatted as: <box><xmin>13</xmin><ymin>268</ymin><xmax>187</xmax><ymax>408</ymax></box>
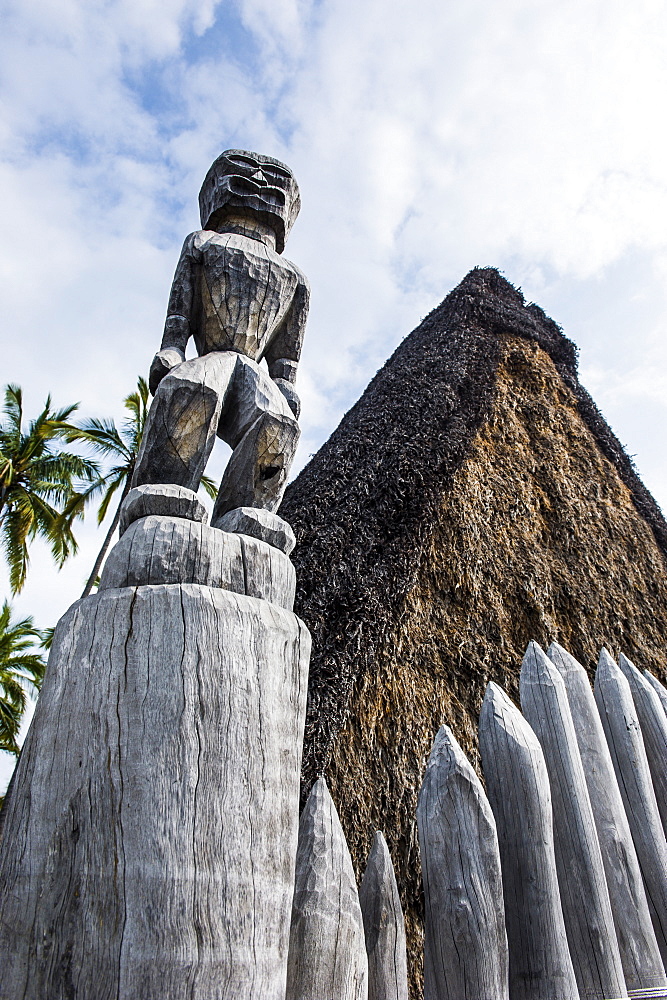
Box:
<box><xmin>0</xmin><ymin>577</ymin><xmax>310</xmax><ymax>1000</ymax></box>
<box><xmin>520</xmin><ymin>641</ymin><xmax>627</xmax><ymax>1000</ymax></box>
<box><xmin>359</xmin><ymin>831</ymin><xmax>409</xmax><ymax>1000</ymax></box>
<box><xmin>548</xmin><ymin>641</ymin><xmax>666</xmax><ymax>994</ymax></box>
<box><xmin>645</xmin><ymin>669</ymin><xmax>667</xmax><ymax>716</ymax></box>
<box><xmin>479</xmin><ymin>682</ymin><xmax>578</xmax><ymax>1000</ymax></box>
<box><xmin>619</xmin><ymin>653</ymin><xmax>667</xmax><ymax>835</ymax></box>
<box><xmin>595</xmin><ymin>647</ymin><xmax>667</xmax><ymax>968</ymax></box>
<box><xmin>417</xmin><ymin>725</ymin><xmax>508</xmax><ymax>1000</ymax></box>
<box><xmin>285</xmin><ymin>778</ymin><xmax>368</xmax><ymax>1000</ymax></box>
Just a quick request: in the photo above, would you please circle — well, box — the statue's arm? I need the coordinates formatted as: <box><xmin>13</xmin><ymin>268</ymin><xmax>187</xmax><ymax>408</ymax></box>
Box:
<box><xmin>264</xmin><ymin>273</ymin><xmax>310</xmax><ymax>419</ymax></box>
<box><xmin>149</xmin><ymin>235</ymin><xmax>198</xmax><ymax>394</ymax></box>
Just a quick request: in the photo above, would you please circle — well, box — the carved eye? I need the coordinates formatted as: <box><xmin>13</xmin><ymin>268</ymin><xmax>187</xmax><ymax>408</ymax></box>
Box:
<box><xmin>262</xmin><ymin>166</ymin><xmax>291</xmax><ymax>182</ymax></box>
<box><xmin>226</xmin><ymin>154</ymin><xmax>258</xmax><ymax>169</ymax></box>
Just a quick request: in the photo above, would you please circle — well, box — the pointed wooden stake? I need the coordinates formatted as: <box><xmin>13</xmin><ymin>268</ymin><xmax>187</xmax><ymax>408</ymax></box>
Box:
<box><xmin>619</xmin><ymin>653</ymin><xmax>667</xmax><ymax>835</ymax></box>
<box><xmin>644</xmin><ymin>669</ymin><xmax>667</xmax><ymax>717</ymax></box>
<box><xmin>479</xmin><ymin>682</ymin><xmax>578</xmax><ymax>1000</ymax></box>
<box><xmin>595</xmin><ymin>647</ymin><xmax>667</xmax><ymax>968</ymax></box>
<box><xmin>285</xmin><ymin>778</ymin><xmax>368</xmax><ymax>1000</ymax></box>
<box><xmin>359</xmin><ymin>832</ymin><xmax>408</xmax><ymax>1000</ymax></box>
<box><xmin>548</xmin><ymin>641</ymin><xmax>666</xmax><ymax>994</ymax></box>
<box><xmin>417</xmin><ymin>725</ymin><xmax>508</xmax><ymax>1000</ymax></box>
<box><xmin>521</xmin><ymin>641</ymin><xmax>627</xmax><ymax>1000</ymax></box>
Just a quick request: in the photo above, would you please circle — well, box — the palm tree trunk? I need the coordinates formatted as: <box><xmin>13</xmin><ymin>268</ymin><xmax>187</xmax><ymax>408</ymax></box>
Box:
<box><xmin>81</xmin><ymin>477</ymin><xmax>132</xmax><ymax>599</ymax></box>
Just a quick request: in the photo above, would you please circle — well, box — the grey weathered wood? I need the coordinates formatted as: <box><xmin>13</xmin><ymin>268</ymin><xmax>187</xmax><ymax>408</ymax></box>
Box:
<box><xmin>645</xmin><ymin>668</ymin><xmax>667</xmax><ymax>717</ymax></box>
<box><xmin>0</xmin><ymin>583</ymin><xmax>310</xmax><ymax>1000</ymax></box>
<box><xmin>417</xmin><ymin>725</ymin><xmax>508</xmax><ymax>1000</ymax></box>
<box><xmin>548</xmin><ymin>641</ymin><xmax>666</xmax><ymax>993</ymax></box>
<box><xmin>119</xmin><ymin>483</ymin><xmax>208</xmax><ymax>536</ymax></box>
<box><xmin>136</xmin><ymin>351</ymin><xmax>301</xmax><ymax>516</ymax></box>
<box><xmin>134</xmin><ymin>150</ymin><xmax>309</xmax><ymax>518</ymax></box>
<box><xmin>619</xmin><ymin>652</ymin><xmax>667</xmax><ymax>835</ymax></box>
<box><xmin>213</xmin><ymin>505</ymin><xmax>296</xmax><ymax>553</ymax></box>
<box><xmin>595</xmin><ymin>647</ymin><xmax>667</xmax><ymax>968</ymax></box>
<box><xmin>520</xmin><ymin>641</ymin><xmax>627</xmax><ymax>1000</ymax></box>
<box><xmin>99</xmin><ymin>514</ymin><xmax>296</xmax><ymax>610</ymax></box>
<box><xmin>285</xmin><ymin>778</ymin><xmax>368</xmax><ymax>1000</ymax></box>
<box><xmin>199</xmin><ymin>149</ymin><xmax>302</xmax><ymax>255</ymax></box>
<box><xmin>479</xmin><ymin>682</ymin><xmax>578</xmax><ymax>1000</ymax></box>
<box><xmin>359</xmin><ymin>832</ymin><xmax>408</xmax><ymax>1000</ymax></box>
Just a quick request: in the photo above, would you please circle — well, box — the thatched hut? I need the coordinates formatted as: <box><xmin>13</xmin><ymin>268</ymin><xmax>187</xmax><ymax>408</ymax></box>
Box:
<box><xmin>280</xmin><ymin>267</ymin><xmax>667</xmax><ymax>996</ymax></box>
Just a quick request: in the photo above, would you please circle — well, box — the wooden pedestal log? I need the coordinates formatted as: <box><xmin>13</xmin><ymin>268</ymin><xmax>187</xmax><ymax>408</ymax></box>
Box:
<box><xmin>417</xmin><ymin>725</ymin><xmax>508</xmax><ymax>1000</ymax></box>
<box><xmin>479</xmin><ymin>682</ymin><xmax>578</xmax><ymax>1000</ymax></box>
<box><xmin>0</xmin><ymin>516</ymin><xmax>310</xmax><ymax>1000</ymax></box>
<box><xmin>595</xmin><ymin>648</ymin><xmax>667</xmax><ymax>969</ymax></box>
<box><xmin>520</xmin><ymin>642</ymin><xmax>627</xmax><ymax>1000</ymax></box>
<box><xmin>619</xmin><ymin>653</ymin><xmax>667</xmax><ymax>836</ymax></box>
<box><xmin>547</xmin><ymin>642</ymin><xmax>666</xmax><ymax>994</ymax></box>
<box><xmin>285</xmin><ymin>778</ymin><xmax>368</xmax><ymax>1000</ymax></box>
<box><xmin>359</xmin><ymin>832</ymin><xmax>409</xmax><ymax>1000</ymax></box>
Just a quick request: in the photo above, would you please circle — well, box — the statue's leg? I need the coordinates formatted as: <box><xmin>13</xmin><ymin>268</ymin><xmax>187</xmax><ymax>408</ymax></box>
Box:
<box><xmin>132</xmin><ymin>353</ymin><xmax>238</xmax><ymax>491</ymax></box>
<box><xmin>212</xmin><ymin>356</ymin><xmax>300</xmax><ymax>521</ymax></box>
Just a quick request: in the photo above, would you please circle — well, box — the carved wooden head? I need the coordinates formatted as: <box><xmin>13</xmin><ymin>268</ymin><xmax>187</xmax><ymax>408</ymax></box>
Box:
<box><xmin>198</xmin><ymin>149</ymin><xmax>301</xmax><ymax>253</ymax></box>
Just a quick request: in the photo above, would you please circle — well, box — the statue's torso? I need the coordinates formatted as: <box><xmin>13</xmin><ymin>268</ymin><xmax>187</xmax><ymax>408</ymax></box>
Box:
<box><xmin>188</xmin><ymin>231</ymin><xmax>301</xmax><ymax>359</ymax></box>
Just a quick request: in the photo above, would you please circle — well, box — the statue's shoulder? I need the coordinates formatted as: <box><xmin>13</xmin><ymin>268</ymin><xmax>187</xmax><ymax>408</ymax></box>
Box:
<box><xmin>281</xmin><ymin>255</ymin><xmax>310</xmax><ymax>292</ymax></box>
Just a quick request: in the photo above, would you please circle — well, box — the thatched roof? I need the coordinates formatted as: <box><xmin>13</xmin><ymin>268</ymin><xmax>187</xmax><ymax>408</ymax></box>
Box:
<box><xmin>280</xmin><ymin>267</ymin><xmax>667</xmax><ymax>995</ymax></box>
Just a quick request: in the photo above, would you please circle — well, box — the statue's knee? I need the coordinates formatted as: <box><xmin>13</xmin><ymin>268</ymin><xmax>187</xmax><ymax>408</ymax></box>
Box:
<box><xmin>261</xmin><ymin>411</ymin><xmax>300</xmax><ymax>451</ymax></box>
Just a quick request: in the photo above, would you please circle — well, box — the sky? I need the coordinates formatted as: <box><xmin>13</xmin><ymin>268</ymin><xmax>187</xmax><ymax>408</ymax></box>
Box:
<box><xmin>1</xmin><ymin>0</ymin><xmax>667</xmax><ymax>789</ymax></box>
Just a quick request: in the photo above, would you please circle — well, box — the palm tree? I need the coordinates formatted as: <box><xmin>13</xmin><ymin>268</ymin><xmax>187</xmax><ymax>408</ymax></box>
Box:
<box><xmin>0</xmin><ymin>601</ymin><xmax>46</xmax><ymax>757</ymax></box>
<box><xmin>0</xmin><ymin>385</ymin><xmax>100</xmax><ymax>594</ymax></box>
<box><xmin>76</xmin><ymin>377</ymin><xmax>217</xmax><ymax>598</ymax></box>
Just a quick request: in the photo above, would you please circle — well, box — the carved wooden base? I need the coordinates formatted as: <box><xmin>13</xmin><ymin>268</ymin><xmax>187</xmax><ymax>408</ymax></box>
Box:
<box><xmin>101</xmin><ymin>484</ymin><xmax>297</xmax><ymax>609</ymax></box>
<box><xmin>100</xmin><ymin>514</ymin><xmax>296</xmax><ymax>610</ymax></box>
<box><xmin>0</xmin><ymin>584</ymin><xmax>311</xmax><ymax>1000</ymax></box>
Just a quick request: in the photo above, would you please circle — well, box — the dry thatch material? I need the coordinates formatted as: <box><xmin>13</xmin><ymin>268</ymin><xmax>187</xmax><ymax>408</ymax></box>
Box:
<box><xmin>280</xmin><ymin>267</ymin><xmax>667</xmax><ymax>997</ymax></box>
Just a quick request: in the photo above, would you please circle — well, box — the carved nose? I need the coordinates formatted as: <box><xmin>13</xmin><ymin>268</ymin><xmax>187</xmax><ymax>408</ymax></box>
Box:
<box><xmin>251</xmin><ymin>169</ymin><xmax>267</xmax><ymax>186</ymax></box>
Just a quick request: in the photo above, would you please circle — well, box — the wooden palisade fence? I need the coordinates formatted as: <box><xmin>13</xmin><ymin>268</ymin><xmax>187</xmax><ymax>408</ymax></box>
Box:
<box><xmin>284</xmin><ymin>641</ymin><xmax>667</xmax><ymax>1000</ymax></box>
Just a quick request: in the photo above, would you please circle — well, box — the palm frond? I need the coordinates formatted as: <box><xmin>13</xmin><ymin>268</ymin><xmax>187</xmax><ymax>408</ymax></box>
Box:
<box><xmin>95</xmin><ymin>472</ymin><xmax>126</xmax><ymax>525</ymax></box>
<box><xmin>2</xmin><ymin>385</ymin><xmax>23</xmax><ymax>433</ymax></box>
<box><xmin>122</xmin><ymin>377</ymin><xmax>150</xmax><ymax>452</ymax></box>
<box><xmin>2</xmin><ymin>502</ymin><xmax>33</xmax><ymax>593</ymax></box>
<box><xmin>67</xmin><ymin>417</ymin><xmax>130</xmax><ymax>460</ymax></box>
<box><xmin>0</xmin><ymin>600</ymin><xmax>46</xmax><ymax>753</ymax></box>
<box><xmin>200</xmin><ymin>475</ymin><xmax>219</xmax><ymax>502</ymax></box>
<box><xmin>40</xmin><ymin>626</ymin><xmax>55</xmax><ymax>652</ymax></box>
<box><xmin>31</xmin><ymin>453</ymin><xmax>101</xmax><ymax>484</ymax></box>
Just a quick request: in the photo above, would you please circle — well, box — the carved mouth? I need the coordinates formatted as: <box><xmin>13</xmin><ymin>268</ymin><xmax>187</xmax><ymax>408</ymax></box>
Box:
<box><xmin>226</xmin><ymin>175</ymin><xmax>286</xmax><ymax>207</ymax></box>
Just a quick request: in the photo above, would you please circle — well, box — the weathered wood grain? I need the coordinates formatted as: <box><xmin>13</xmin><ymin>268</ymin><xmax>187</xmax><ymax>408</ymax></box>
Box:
<box><xmin>213</xmin><ymin>505</ymin><xmax>296</xmax><ymax>553</ymax></box>
<box><xmin>619</xmin><ymin>652</ymin><xmax>667</xmax><ymax>835</ymax></box>
<box><xmin>548</xmin><ymin>641</ymin><xmax>666</xmax><ymax>993</ymax></box>
<box><xmin>645</xmin><ymin>669</ymin><xmax>667</xmax><ymax>717</ymax></box>
<box><xmin>520</xmin><ymin>641</ymin><xmax>627</xmax><ymax>1000</ymax></box>
<box><xmin>135</xmin><ymin>152</ymin><xmax>309</xmax><ymax>517</ymax></box>
<box><xmin>0</xmin><ymin>584</ymin><xmax>310</xmax><ymax>1000</ymax></box>
<box><xmin>199</xmin><ymin>149</ymin><xmax>301</xmax><ymax>254</ymax></box>
<box><xmin>240</xmin><ymin>531</ymin><xmax>297</xmax><ymax>607</ymax></box>
<box><xmin>479</xmin><ymin>682</ymin><xmax>578</xmax><ymax>1000</ymax></box>
<box><xmin>99</xmin><ymin>514</ymin><xmax>296</xmax><ymax>610</ymax></box>
<box><xmin>136</xmin><ymin>351</ymin><xmax>301</xmax><ymax>515</ymax></box>
<box><xmin>359</xmin><ymin>832</ymin><xmax>408</xmax><ymax>1000</ymax></box>
<box><xmin>285</xmin><ymin>778</ymin><xmax>368</xmax><ymax>1000</ymax></box>
<box><xmin>595</xmin><ymin>647</ymin><xmax>667</xmax><ymax>968</ymax></box>
<box><xmin>119</xmin><ymin>483</ymin><xmax>208</xmax><ymax>536</ymax></box>
<box><xmin>416</xmin><ymin>725</ymin><xmax>508</xmax><ymax>1000</ymax></box>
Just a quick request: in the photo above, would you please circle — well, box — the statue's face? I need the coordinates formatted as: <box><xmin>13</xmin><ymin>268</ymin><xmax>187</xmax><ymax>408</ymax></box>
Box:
<box><xmin>199</xmin><ymin>149</ymin><xmax>300</xmax><ymax>253</ymax></box>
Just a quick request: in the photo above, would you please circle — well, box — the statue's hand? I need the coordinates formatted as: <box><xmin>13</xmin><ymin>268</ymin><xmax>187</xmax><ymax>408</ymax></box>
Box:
<box><xmin>273</xmin><ymin>378</ymin><xmax>301</xmax><ymax>419</ymax></box>
<box><xmin>149</xmin><ymin>348</ymin><xmax>185</xmax><ymax>395</ymax></box>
